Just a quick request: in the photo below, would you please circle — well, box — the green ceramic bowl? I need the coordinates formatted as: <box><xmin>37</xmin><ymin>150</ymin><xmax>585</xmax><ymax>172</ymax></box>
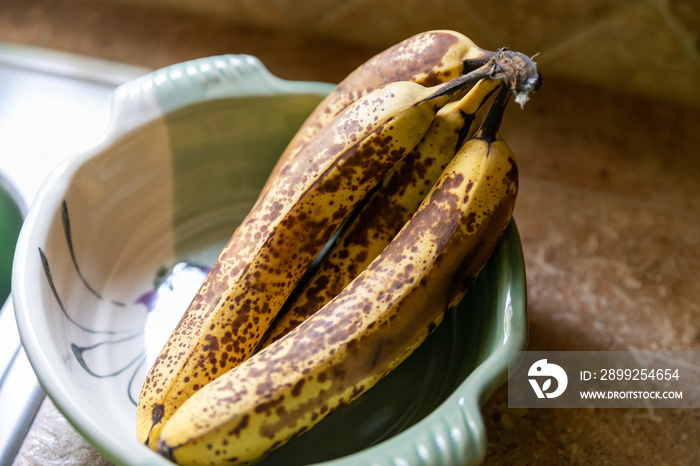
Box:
<box><xmin>0</xmin><ymin>172</ymin><xmax>25</xmax><ymax>304</ymax></box>
<box><xmin>13</xmin><ymin>55</ymin><xmax>527</xmax><ymax>466</ymax></box>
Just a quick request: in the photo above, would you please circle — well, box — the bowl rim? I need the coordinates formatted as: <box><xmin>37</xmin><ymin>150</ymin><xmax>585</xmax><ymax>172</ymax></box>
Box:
<box><xmin>12</xmin><ymin>54</ymin><xmax>527</xmax><ymax>466</ymax></box>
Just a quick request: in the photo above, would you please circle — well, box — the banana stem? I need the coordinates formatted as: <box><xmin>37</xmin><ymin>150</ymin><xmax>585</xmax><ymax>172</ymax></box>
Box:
<box><xmin>420</xmin><ymin>67</ymin><xmax>493</xmax><ymax>103</ymax></box>
<box><xmin>462</xmin><ymin>49</ymin><xmax>498</xmax><ymax>71</ymax></box>
<box><xmin>475</xmin><ymin>85</ymin><xmax>511</xmax><ymax>144</ymax></box>
<box><xmin>423</xmin><ymin>48</ymin><xmax>541</xmax><ymax>108</ymax></box>
<box><xmin>491</xmin><ymin>48</ymin><xmax>541</xmax><ymax>108</ymax></box>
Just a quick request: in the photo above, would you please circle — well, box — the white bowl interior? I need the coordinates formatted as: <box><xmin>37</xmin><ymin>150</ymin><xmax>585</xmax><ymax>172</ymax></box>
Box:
<box><xmin>16</xmin><ymin>91</ymin><xmax>325</xmax><ymax>465</ymax></box>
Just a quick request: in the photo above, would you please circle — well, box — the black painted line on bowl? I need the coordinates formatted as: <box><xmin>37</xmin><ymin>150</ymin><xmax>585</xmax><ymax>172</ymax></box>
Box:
<box><xmin>61</xmin><ymin>200</ymin><xmax>126</xmax><ymax>307</ymax></box>
<box><xmin>70</xmin><ymin>333</ymin><xmax>144</xmax><ymax>378</ymax></box>
<box><xmin>39</xmin><ymin>247</ymin><xmax>122</xmax><ymax>335</ymax></box>
<box><xmin>127</xmin><ymin>356</ymin><xmax>147</xmax><ymax>406</ymax></box>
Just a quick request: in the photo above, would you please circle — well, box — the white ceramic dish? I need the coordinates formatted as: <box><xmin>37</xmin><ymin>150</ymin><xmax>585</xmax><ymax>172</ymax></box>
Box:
<box><xmin>13</xmin><ymin>55</ymin><xmax>527</xmax><ymax>466</ymax></box>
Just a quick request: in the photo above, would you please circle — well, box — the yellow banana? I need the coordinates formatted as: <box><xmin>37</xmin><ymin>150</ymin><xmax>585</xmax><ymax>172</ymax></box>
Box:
<box><xmin>260</xmin><ymin>77</ymin><xmax>503</xmax><ymax>348</ymax></box>
<box><xmin>260</xmin><ymin>30</ymin><xmax>495</xmax><ymax>197</ymax></box>
<box><xmin>156</xmin><ymin>86</ymin><xmax>519</xmax><ymax>466</ymax></box>
<box><xmin>136</xmin><ymin>67</ymin><xmax>494</xmax><ymax>448</ymax></box>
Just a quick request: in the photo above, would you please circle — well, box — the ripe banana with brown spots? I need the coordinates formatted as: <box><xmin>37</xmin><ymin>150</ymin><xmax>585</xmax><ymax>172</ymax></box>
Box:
<box><xmin>259</xmin><ymin>77</ymin><xmax>503</xmax><ymax>348</ymax></box>
<box><xmin>156</xmin><ymin>85</ymin><xmax>521</xmax><ymax>466</ymax></box>
<box><xmin>259</xmin><ymin>29</ymin><xmax>495</xmax><ymax>198</ymax></box>
<box><xmin>136</xmin><ymin>64</ymin><xmax>499</xmax><ymax>449</ymax></box>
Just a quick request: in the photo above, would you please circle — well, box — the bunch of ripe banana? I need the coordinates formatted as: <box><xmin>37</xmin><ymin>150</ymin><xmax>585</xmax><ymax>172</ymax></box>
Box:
<box><xmin>137</xmin><ymin>30</ymin><xmax>540</xmax><ymax>465</ymax></box>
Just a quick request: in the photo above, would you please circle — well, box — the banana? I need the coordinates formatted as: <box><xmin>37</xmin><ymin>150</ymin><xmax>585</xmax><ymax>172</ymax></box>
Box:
<box><xmin>259</xmin><ymin>30</ymin><xmax>495</xmax><ymax>198</ymax></box>
<box><xmin>156</xmin><ymin>86</ymin><xmax>519</xmax><ymax>466</ymax></box>
<box><xmin>136</xmin><ymin>66</ymin><xmax>495</xmax><ymax>448</ymax></box>
<box><xmin>259</xmin><ymin>77</ymin><xmax>503</xmax><ymax>348</ymax></box>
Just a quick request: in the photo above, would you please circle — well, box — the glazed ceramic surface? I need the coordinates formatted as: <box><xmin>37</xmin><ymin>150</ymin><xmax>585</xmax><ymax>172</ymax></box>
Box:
<box><xmin>12</xmin><ymin>55</ymin><xmax>527</xmax><ymax>466</ymax></box>
<box><xmin>0</xmin><ymin>171</ymin><xmax>24</xmax><ymax>304</ymax></box>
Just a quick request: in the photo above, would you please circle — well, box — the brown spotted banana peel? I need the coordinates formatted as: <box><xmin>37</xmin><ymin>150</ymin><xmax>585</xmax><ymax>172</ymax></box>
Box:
<box><xmin>156</xmin><ymin>86</ymin><xmax>519</xmax><ymax>466</ymax></box>
<box><xmin>259</xmin><ymin>77</ymin><xmax>503</xmax><ymax>348</ymax></box>
<box><xmin>259</xmin><ymin>29</ymin><xmax>495</xmax><ymax>198</ymax></box>
<box><xmin>135</xmin><ymin>68</ymin><xmax>495</xmax><ymax>449</ymax></box>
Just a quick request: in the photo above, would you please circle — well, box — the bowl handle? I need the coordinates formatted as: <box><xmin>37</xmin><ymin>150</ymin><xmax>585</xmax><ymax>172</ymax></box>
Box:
<box><xmin>103</xmin><ymin>54</ymin><xmax>335</xmax><ymax>143</ymax></box>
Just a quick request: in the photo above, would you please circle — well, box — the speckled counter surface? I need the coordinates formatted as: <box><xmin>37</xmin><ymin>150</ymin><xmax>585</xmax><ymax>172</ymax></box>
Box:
<box><xmin>2</xmin><ymin>1</ymin><xmax>699</xmax><ymax>465</ymax></box>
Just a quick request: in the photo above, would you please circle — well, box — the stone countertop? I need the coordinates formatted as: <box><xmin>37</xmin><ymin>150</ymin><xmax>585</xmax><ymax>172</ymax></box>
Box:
<box><xmin>3</xmin><ymin>1</ymin><xmax>699</xmax><ymax>465</ymax></box>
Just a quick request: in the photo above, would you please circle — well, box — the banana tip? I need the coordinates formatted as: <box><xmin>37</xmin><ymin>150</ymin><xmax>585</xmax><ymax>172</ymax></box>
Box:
<box><xmin>514</xmin><ymin>70</ymin><xmax>542</xmax><ymax>108</ymax></box>
<box><xmin>514</xmin><ymin>92</ymin><xmax>529</xmax><ymax>109</ymax></box>
<box><xmin>156</xmin><ymin>440</ymin><xmax>175</xmax><ymax>461</ymax></box>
